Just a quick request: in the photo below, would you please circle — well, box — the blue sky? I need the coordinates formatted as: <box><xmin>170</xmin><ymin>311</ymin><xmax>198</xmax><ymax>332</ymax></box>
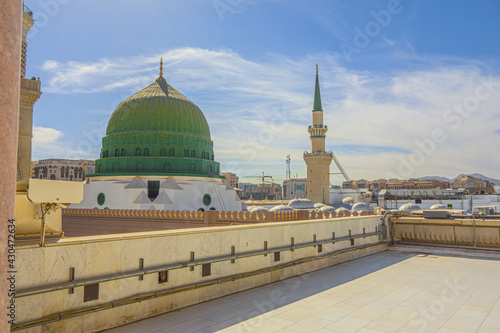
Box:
<box><xmin>26</xmin><ymin>0</ymin><xmax>500</xmax><ymax>183</ymax></box>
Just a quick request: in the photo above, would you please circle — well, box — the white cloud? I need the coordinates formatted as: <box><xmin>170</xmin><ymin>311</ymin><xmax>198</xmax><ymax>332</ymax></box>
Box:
<box><xmin>32</xmin><ymin>126</ymin><xmax>89</xmax><ymax>160</ymax></box>
<box><xmin>38</xmin><ymin>48</ymin><xmax>500</xmax><ymax>181</ymax></box>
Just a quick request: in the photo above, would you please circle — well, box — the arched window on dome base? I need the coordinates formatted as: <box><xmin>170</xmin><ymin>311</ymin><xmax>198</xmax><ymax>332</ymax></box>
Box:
<box><xmin>168</xmin><ymin>148</ymin><xmax>174</xmax><ymax>157</ymax></box>
<box><xmin>144</xmin><ymin>148</ymin><xmax>150</xmax><ymax>156</ymax></box>
<box><xmin>160</xmin><ymin>148</ymin><xmax>166</xmax><ymax>157</ymax></box>
<box><xmin>121</xmin><ymin>149</ymin><xmax>126</xmax><ymax>156</ymax></box>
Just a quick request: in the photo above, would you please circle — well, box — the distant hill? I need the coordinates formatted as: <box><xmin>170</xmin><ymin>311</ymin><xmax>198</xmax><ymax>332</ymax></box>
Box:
<box><xmin>419</xmin><ymin>176</ymin><xmax>452</xmax><ymax>182</ymax></box>
<box><xmin>454</xmin><ymin>173</ymin><xmax>500</xmax><ymax>186</ymax></box>
<box><xmin>419</xmin><ymin>174</ymin><xmax>500</xmax><ymax>186</ymax></box>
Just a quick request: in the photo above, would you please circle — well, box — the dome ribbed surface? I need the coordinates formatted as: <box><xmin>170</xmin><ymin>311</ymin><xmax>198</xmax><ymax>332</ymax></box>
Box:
<box><xmin>106</xmin><ymin>80</ymin><xmax>210</xmax><ymax>138</ymax></box>
<box><xmin>288</xmin><ymin>198</ymin><xmax>314</xmax><ymax>209</ymax></box>
<box><xmin>320</xmin><ymin>205</ymin><xmax>336</xmax><ymax>213</ymax></box>
<box><xmin>342</xmin><ymin>196</ymin><xmax>355</xmax><ymax>204</ymax></box>
<box><xmin>399</xmin><ymin>203</ymin><xmax>421</xmax><ymax>211</ymax></box>
<box><xmin>430</xmin><ymin>204</ymin><xmax>447</xmax><ymax>209</ymax></box>
<box><xmin>269</xmin><ymin>205</ymin><xmax>295</xmax><ymax>212</ymax></box>
<box><xmin>351</xmin><ymin>202</ymin><xmax>371</xmax><ymax>211</ymax></box>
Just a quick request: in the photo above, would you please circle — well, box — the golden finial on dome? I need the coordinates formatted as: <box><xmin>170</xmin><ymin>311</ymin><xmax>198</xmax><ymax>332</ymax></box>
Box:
<box><xmin>316</xmin><ymin>63</ymin><xmax>318</xmax><ymax>75</ymax></box>
<box><xmin>157</xmin><ymin>57</ymin><xmax>166</xmax><ymax>82</ymax></box>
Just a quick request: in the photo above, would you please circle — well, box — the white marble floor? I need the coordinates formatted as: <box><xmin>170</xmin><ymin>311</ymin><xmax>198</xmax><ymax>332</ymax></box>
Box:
<box><xmin>103</xmin><ymin>248</ymin><xmax>500</xmax><ymax>333</ymax></box>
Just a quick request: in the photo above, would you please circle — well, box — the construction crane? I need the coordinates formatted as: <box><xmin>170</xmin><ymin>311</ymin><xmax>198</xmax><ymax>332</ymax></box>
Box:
<box><xmin>243</xmin><ymin>172</ymin><xmax>273</xmax><ymax>200</ymax></box>
<box><xmin>330</xmin><ymin>153</ymin><xmax>351</xmax><ymax>182</ymax></box>
<box><xmin>329</xmin><ymin>152</ymin><xmax>362</xmax><ymax>201</ymax></box>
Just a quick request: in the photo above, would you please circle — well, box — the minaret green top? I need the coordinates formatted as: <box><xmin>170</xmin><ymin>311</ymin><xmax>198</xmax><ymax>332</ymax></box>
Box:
<box><xmin>313</xmin><ymin>64</ymin><xmax>322</xmax><ymax>111</ymax></box>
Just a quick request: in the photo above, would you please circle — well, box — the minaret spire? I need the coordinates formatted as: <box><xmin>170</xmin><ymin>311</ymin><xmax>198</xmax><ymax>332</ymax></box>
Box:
<box><xmin>156</xmin><ymin>58</ymin><xmax>166</xmax><ymax>82</ymax></box>
<box><xmin>313</xmin><ymin>63</ymin><xmax>322</xmax><ymax>111</ymax></box>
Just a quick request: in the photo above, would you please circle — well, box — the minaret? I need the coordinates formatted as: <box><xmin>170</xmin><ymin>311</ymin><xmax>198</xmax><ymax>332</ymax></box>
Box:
<box><xmin>17</xmin><ymin>7</ymin><xmax>42</xmax><ymax>183</ymax></box>
<box><xmin>303</xmin><ymin>65</ymin><xmax>333</xmax><ymax>204</ymax></box>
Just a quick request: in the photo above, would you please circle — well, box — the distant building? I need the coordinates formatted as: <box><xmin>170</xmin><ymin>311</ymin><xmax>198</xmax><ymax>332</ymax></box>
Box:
<box><xmin>283</xmin><ymin>178</ymin><xmax>307</xmax><ymax>199</ymax></box>
<box><xmin>239</xmin><ymin>182</ymin><xmax>282</xmax><ymax>200</ymax></box>
<box><xmin>383</xmin><ymin>180</ymin><xmax>451</xmax><ymax>190</ymax></box>
<box><xmin>239</xmin><ymin>182</ymin><xmax>258</xmax><ymax>200</ymax></box>
<box><xmin>373</xmin><ymin>179</ymin><xmax>451</xmax><ymax>191</ymax></box>
<box><xmin>453</xmin><ymin>175</ymin><xmax>495</xmax><ymax>194</ymax></box>
<box><xmin>344</xmin><ymin>178</ymin><xmax>451</xmax><ymax>191</ymax></box>
<box><xmin>30</xmin><ymin>160</ymin><xmax>39</xmax><ymax>178</ymax></box>
<box><xmin>372</xmin><ymin>179</ymin><xmax>387</xmax><ymax>191</ymax></box>
<box><xmin>33</xmin><ymin>159</ymin><xmax>95</xmax><ymax>181</ymax></box>
<box><xmin>221</xmin><ymin>172</ymin><xmax>239</xmax><ymax>188</ymax></box>
<box><xmin>342</xmin><ymin>179</ymin><xmax>371</xmax><ymax>190</ymax></box>
<box><xmin>342</xmin><ymin>180</ymin><xmax>354</xmax><ymax>189</ymax></box>
<box><xmin>454</xmin><ymin>175</ymin><xmax>489</xmax><ymax>188</ymax></box>
<box><xmin>377</xmin><ymin>188</ymin><xmax>467</xmax><ymax>210</ymax></box>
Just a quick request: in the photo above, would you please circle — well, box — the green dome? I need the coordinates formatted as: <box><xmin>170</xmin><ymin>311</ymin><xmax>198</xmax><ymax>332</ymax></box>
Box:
<box><xmin>106</xmin><ymin>80</ymin><xmax>211</xmax><ymax>138</ymax></box>
<box><xmin>94</xmin><ymin>77</ymin><xmax>221</xmax><ymax>177</ymax></box>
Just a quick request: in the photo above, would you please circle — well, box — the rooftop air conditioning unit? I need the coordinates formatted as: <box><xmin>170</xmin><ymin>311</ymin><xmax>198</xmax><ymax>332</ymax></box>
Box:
<box><xmin>422</xmin><ymin>211</ymin><xmax>452</xmax><ymax>219</ymax></box>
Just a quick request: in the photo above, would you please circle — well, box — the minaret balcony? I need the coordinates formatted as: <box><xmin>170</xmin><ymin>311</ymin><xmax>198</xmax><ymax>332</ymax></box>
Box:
<box><xmin>308</xmin><ymin>127</ymin><xmax>328</xmax><ymax>137</ymax></box>
<box><xmin>21</xmin><ymin>77</ymin><xmax>41</xmax><ymax>92</ymax></box>
<box><xmin>303</xmin><ymin>151</ymin><xmax>333</xmax><ymax>158</ymax></box>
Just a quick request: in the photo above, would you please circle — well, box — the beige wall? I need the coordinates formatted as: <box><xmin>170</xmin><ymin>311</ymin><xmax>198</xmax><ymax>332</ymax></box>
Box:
<box><xmin>304</xmin><ymin>154</ymin><xmax>332</xmax><ymax>204</ymax></box>
<box><xmin>312</xmin><ymin>111</ymin><xmax>323</xmax><ymax>127</ymax></box>
<box><xmin>393</xmin><ymin>216</ymin><xmax>500</xmax><ymax>246</ymax></box>
<box><xmin>15</xmin><ymin>216</ymin><xmax>384</xmax><ymax>332</ymax></box>
<box><xmin>1</xmin><ymin>1</ymin><xmax>22</xmax><ymax>332</ymax></box>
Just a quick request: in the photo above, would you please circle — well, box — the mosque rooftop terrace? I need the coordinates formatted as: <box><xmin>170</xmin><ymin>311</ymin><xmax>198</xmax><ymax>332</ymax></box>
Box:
<box><xmin>103</xmin><ymin>245</ymin><xmax>500</xmax><ymax>333</ymax></box>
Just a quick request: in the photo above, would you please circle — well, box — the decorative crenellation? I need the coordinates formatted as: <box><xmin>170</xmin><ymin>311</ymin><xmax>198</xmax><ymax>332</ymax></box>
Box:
<box><xmin>63</xmin><ymin>208</ymin><xmax>375</xmax><ymax>224</ymax></box>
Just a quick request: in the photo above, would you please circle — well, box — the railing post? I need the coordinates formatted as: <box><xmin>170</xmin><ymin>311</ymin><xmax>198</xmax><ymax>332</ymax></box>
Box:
<box><xmin>265</xmin><ymin>211</ymin><xmax>275</xmax><ymax>222</ymax></box>
<box><xmin>204</xmin><ymin>210</ymin><xmax>218</xmax><ymax>226</ymax></box>
<box><xmin>297</xmin><ymin>210</ymin><xmax>309</xmax><ymax>221</ymax></box>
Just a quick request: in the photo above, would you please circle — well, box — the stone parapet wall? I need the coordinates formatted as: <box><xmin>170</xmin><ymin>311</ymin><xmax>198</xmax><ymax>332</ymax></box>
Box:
<box><xmin>393</xmin><ymin>217</ymin><xmax>500</xmax><ymax>247</ymax></box>
<box><xmin>62</xmin><ymin>208</ymin><xmax>375</xmax><ymax>237</ymax></box>
<box><xmin>14</xmin><ymin>216</ymin><xmax>385</xmax><ymax>332</ymax></box>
